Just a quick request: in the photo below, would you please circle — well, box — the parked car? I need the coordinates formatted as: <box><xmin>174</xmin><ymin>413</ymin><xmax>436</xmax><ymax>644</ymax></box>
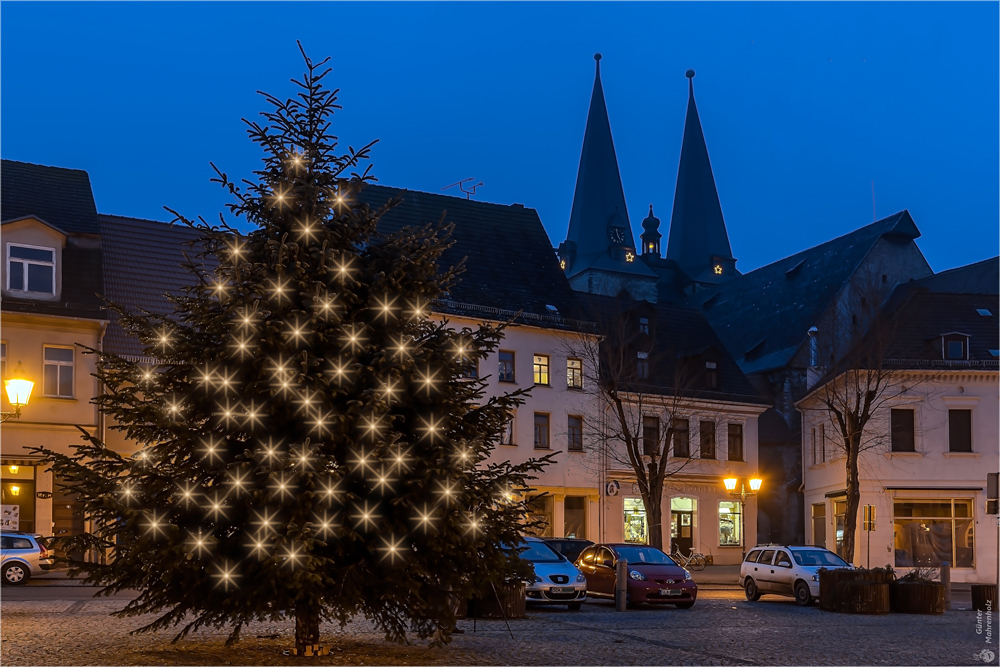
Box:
<box><xmin>1</xmin><ymin>531</ymin><xmax>55</xmax><ymax>585</ymax></box>
<box><xmin>543</xmin><ymin>538</ymin><xmax>594</xmax><ymax>563</ymax></box>
<box><xmin>576</xmin><ymin>543</ymin><xmax>697</xmax><ymax>608</ymax></box>
<box><xmin>740</xmin><ymin>545</ymin><xmax>850</xmax><ymax>605</ymax></box>
<box><xmin>517</xmin><ymin>536</ymin><xmax>587</xmax><ymax>610</ymax></box>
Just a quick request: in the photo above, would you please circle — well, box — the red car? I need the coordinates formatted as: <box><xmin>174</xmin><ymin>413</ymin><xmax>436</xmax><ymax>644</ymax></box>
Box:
<box><xmin>575</xmin><ymin>543</ymin><xmax>697</xmax><ymax>608</ymax></box>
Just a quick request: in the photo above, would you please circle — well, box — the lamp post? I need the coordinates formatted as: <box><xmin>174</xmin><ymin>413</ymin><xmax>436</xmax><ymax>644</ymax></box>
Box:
<box><xmin>2</xmin><ymin>362</ymin><xmax>34</xmax><ymax>423</ymax></box>
<box><xmin>723</xmin><ymin>475</ymin><xmax>762</xmax><ymax>560</ymax></box>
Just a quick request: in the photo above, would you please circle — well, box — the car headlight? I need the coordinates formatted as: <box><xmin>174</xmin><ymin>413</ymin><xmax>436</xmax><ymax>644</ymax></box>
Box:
<box><xmin>683</xmin><ymin>569</ymin><xmax>692</xmax><ymax>581</ymax></box>
<box><xmin>534</xmin><ymin>576</ymin><xmax>543</xmax><ymax>583</ymax></box>
<box><xmin>629</xmin><ymin>570</ymin><xmax>646</xmax><ymax>581</ymax></box>
<box><xmin>576</xmin><ymin>574</ymin><xmax>586</xmax><ymax>583</ymax></box>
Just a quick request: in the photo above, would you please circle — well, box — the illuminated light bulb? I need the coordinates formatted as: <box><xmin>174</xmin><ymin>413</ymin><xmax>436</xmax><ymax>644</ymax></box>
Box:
<box><xmin>212</xmin><ymin>563</ymin><xmax>239</xmax><ymax>590</ymax></box>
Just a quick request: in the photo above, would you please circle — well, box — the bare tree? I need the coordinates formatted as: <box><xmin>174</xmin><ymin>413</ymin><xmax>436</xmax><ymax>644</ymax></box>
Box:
<box><xmin>565</xmin><ymin>293</ymin><xmax>727</xmax><ymax>551</ymax></box>
<box><xmin>806</xmin><ymin>267</ymin><xmax>909</xmax><ymax>563</ymax></box>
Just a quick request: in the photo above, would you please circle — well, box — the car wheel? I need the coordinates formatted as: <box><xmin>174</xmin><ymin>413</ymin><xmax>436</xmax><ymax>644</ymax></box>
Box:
<box><xmin>794</xmin><ymin>580</ymin><xmax>812</xmax><ymax>606</ymax></box>
<box><xmin>3</xmin><ymin>563</ymin><xmax>29</xmax><ymax>586</ymax></box>
<box><xmin>568</xmin><ymin>602</ymin><xmax>582</xmax><ymax>611</ymax></box>
<box><xmin>674</xmin><ymin>602</ymin><xmax>695</xmax><ymax>609</ymax></box>
<box><xmin>744</xmin><ymin>578</ymin><xmax>761</xmax><ymax>601</ymax></box>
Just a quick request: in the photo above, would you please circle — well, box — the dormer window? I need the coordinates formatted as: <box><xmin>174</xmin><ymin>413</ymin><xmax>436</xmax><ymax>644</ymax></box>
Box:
<box><xmin>639</xmin><ymin>317</ymin><xmax>649</xmax><ymax>335</ymax></box>
<box><xmin>941</xmin><ymin>333</ymin><xmax>969</xmax><ymax>361</ymax></box>
<box><xmin>705</xmin><ymin>361</ymin><xmax>718</xmax><ymax>389</ymax></box>
<box><xmin>7</xmin><ymin>243</ymin><xmax>55</xmax><ymax>294</ymax></box>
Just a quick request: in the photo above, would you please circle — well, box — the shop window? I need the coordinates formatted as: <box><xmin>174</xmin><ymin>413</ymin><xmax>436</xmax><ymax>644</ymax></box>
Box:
<box><xmin>948</xmin><ymin>410</ymin><xmax>972</xmax><ymax>452</ymax></box>
<box><xmin>533</xmin><ymin>354</ymin><xmax>550</xmax><ymax>386</ymax></box>
<box><xmin>891</xmin><ymin>409</ymin><xmax>915</xmax><ymax>452</ymax></box>
<box><xmin>524</xmin><ymin>495</ymin><xmax>553</xmax><ymax>537</ymax></box>
<box><xmin>533</xmin><ymin>413</ymin><xmax>550</xmax><ymax>449</ymax></box>
<box><xmin>564</xmin><ymin>496</ymin><xmax>586</xmax><ymax>539</ymax></box>
<box><xmin>1</xmin><ymin>464</ymin><xmax>36</xmax><ymax>533</ymax></box>
<box><xmin>7</xmin><ymin>243</ymin><xmax>56</xmax><ymax>294</ymax></box>
<box><xmin>670</xmin><ymin>497</ymin><xmax>695</xmax><ymax>556</ymax></box>
<box><xmin>43</xmin><ymin>346</ymin><xmax>74</xmax><ymax>398</ymax></box>
<box><xmin>833</xmin><ymin>499</ymin><xmax>847</xmax><ymax>558</ymax></box>
<box><xmin>718</xmin><ymin>501</ymin><xmax>741</xmax><ymax>546</ymax></box>
<box><xmin>727</xmin><ymin>423</ymin><xmax>744</xmax><ymax>461</ymax></box>
<box><xmin>671</xmin><ymin>418</ymin><xmax>689</xmax><ymax>457</ymax></box>
<box><xmin>642</xmin><ymin>416</ymin><xmax>659</xmax><ymax>455</ymax></box>
<box><xmin>566</xmin><ymin>358</ymin><xmax>583</xmax><ymax>389</ymax></box>
<box><xmin>699</xmin><ymin>421</ymin><xmax>716</xmax><ymax>459</ymax></box>
<box><xmin>498</xmin><ymin>350</ymin><xmax>515</xmax><ymax>382</ymax></box>
<box><xmin>894</xmin><ymin>499</ymin><xmax>974</xmax><ymax>568</ymax></box>
<box><xmin>623</xmin><ymin>497</ymin><xmax>648</xmax><ymax>544</ymax></box>
<box><xmin>812</xmin><ymin>503</ymin><xmax>827</xmax><ymax>547</ymax></box>
<box><xmin>567</xmin><ymin>415</ymin><xmax>583</xmax><ymax>451</ymax></box>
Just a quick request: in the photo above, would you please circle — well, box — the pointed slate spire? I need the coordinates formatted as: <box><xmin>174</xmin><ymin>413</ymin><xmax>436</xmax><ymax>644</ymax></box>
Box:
<box><xmin>666</xmin><ymin>70</ymin><xmax>734</xmax><ymax>281</ymax></box>
<box><xmin>563</xmin><ymin>54</ymin><xmax>649</xmax><ymax>278</ymax></box>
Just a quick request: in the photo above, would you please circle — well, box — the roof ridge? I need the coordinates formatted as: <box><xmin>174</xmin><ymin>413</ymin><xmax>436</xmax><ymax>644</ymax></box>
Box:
<box><xmin>0</xmin><ymin>158</ymin><xmax>91</xmax><ymax>175</ymax></box>
<box><xmin>363</xmin><ymin>184</ymin><xmax>534</xmax><ymax>213</ymax></box>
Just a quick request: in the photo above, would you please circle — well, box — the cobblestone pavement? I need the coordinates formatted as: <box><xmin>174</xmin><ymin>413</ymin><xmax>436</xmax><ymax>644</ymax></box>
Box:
<box><xmin>1</xmin><ymin>589</ymin><xmax>990</xmax><ymax>666</ymax></box>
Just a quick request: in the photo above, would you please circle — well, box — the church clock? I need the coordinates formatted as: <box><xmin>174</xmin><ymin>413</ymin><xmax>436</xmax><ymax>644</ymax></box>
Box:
<box><xmin>608</xmin><ymin>226</ymin><xmax>626</xmax><ymax>245</ymax></box>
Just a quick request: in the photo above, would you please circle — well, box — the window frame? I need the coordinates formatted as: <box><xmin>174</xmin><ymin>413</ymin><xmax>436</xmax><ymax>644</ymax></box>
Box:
<box><xmin>638</xmin><ymin>317</ymin><xmax>649</xmax><ymax>335</ymax></box>
<box><xmin>890</xmin><ymin>408</ymin><xmax>916</xmax><ymax>452</ymax></box>
<box><xmin>1</xmin><ymin>340</ymin><xmax>6</xmax><ymax>379</ymax></box>
<box><xmin>636</xmin><ymin>351</ymin><xmax>649</xmax><ymax>380</ymax></box>
<box><xmin>719</xmin><ymin>500</ymin><xmax>742</xmax><ymax>547</ymax></box>
<box><xmin>892</xmin><ymin>498</ymin><xmax>975</xmax><ymax>568</ymax></box>
<box><xmin>642</xmin><ymin>416</ymin><xmax>660</xmax><ymax>456</ymax></box>
<box><xmin>727</xmin><ymin>423</ymin><xmax>744</xmax><ymax>462</ymax></box>
<box><xmin>566</xmin><ymin>358</ymin><xmax>583</xmax><ymax>390</ymax></box>
<box><xmin>42</xmin><ymin>344</ymin><xmax>75</xmax><ymax>398</ymax></box>
<box><xmin>671</xmin><ymin>418</ymin><xmax>690</xmax><ymax>458</ymax></box>
<box><xmin>6</xmin><ymin>242</ymin><xmax>57</xmax><ymax>295</ymax></box>
<box><xmin>699</xmin><ymin>420</ymin><xmax>716</xmax><ymax>459</ymax></box>
<box><xmin>498</xmin><ymin>350</ymin><xmax>515</xmax><ymax>383</ymax></box>
<box><xmin>567</xmin><ymin>415</ymin><xmax>584</xmax><ymax>451</ymax></box>
<box><xmin>948</xmin><ymin>409</ymin><xmax>973</xmax><ymax>452</ymax></box>
<box><xmin>501</xmin><ymin>411</ymin><xmax>515</xmax><ymax>446</ymax></box>
<box><xmin>533</xmin><ymin>412</ymin><xmax>550</xmax><ymax>450</ymax></box>
<box><xmin>532</xmin><ymin>354</ymin><xmax>550</xmax><ymax>386</ymax></box>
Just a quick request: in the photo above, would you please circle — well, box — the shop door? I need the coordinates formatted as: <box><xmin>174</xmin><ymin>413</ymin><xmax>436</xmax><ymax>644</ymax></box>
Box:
<box><xmin>671</xmin><ymin>511</ymin><xmax>694</xmax><ymax>556</ymax></box>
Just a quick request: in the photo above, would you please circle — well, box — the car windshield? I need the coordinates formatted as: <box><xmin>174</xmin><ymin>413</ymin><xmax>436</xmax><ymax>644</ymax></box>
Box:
<box><xmin>613</xmin><ymin>546</ymin><xmax>676</xmax><ymax>565</ymax></box>
<box><xmin>792</xmin><ymin>549</ymin><xmax>848</xmax><ymax>567</ymax></box>
<box><xmin>518</xmin><ymin>541</ymin><xmax>564</xmax><ymax>563</ymax></box>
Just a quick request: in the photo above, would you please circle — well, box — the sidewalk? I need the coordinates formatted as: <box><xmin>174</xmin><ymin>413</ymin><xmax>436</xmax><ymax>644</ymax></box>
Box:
<box><xmin>691</xmin><ymin>564</ymin><xmax>741</xmax><ymax>586</ymax></box>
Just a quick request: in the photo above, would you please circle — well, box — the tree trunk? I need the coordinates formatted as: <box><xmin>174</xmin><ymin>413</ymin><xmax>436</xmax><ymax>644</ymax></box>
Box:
<box><xmin>294</xmin><ymin>602</ymin><xmax>321</xmax><ymax>654</ymax></box>
<box><xmin>647</xmin><ymin>494</ymin><xmax>664</xmax><ymax>551</ymax></box>
<box><xmin>842</xmin><ymin>436</ymin><xmax>862</xmax><ymax>564</ymax></box>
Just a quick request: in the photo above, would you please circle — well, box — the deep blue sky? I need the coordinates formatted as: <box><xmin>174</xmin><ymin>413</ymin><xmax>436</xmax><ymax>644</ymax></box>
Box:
<box><xmin>2</xmin><ymin>2</ymin><xmax>997</xmax><ymax>273</ymax></box>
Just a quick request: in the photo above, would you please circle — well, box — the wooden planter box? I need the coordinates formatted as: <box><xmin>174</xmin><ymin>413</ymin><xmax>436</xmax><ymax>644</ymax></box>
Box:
<box><xmin>890</xmin><ymin>581</ymin><xmax>945</xmax><ymax>614</ymax></box>
<box><xmin>972</xmin><ymin>585</ymin><xmax>997</xmax><ymax>612</ymax></box>
<box><xmin>464</xmin><ymin>581</ymin><xmax>526</xmax><ymax>619</ymax></box>
<box><xmin>820</xmin><ymin>568</ymin><xmax>893</xmax><ymax>613</ymax></box>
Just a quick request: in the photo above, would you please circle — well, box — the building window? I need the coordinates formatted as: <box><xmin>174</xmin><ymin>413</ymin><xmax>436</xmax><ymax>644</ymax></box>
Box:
<box><xmin>705</xmin><ymin>361</ymin><xmax>718</xmax><ymax>389</ymax></box>
<box><xmin>566</xmin><ymin>358</ymin><xmax>583</xmax><ymax>389</ymax></box>
<box><xmin>699</xmin><ymin>421</ymin><xmax>716</xmax><ymax>459</ymax></box>
<box><xmin>948</xmin><ymin>410</ymin><xmax>972</xmax><ymax>452</ymax></box>
<box><xmin>498</xmin><ymin>350</ymin><xmax>515</xmax><ymax>382</ymax></box>
<box><xmin>890</xmin><ymin>409</ymin><xmax>915</xmax><ymax>452</ymax></box>
<box><xmin>727</xmin><ymin>423</ymin><xmax>744</xmax><ymax>461</ymax></box>
<box><xmin>564</xmin><ymin>496</ymin><xmax>586</xmax><ymax>539</ymax></box>
<box><xmin>811</xmin><ymin>427</ymin><xmax>817</xmax><ymax>465</ymax></box>
<box><xmin>639</xmin><ymin>317</ymin><xmax>649</xmax><ymax>334</ymax></box>
<box><xmin>43</xmin><ymin>346</ymin><xmax>74</xmax><ymax>398</ymax></box>
<box><xmin>7</xmin><ymin>244</ymin><xmax>56</xmax><ymax>294</ymax></box>
<box><xmin>894</xmin><ymin>499</ymin><xmax>974</xmax><ymax>568</ymax></box>
<box><xmin>0</xmin><ymin>341</ymin><xmax>6</xmax><ymax>378</ymax></box>
<box><xmin>567</xmin><ymin>415</ymin><xmax>584</xmax><ymax>451</ymax></box>
<box><xmin>642</xmin><ymin>416</ymin><xmax>659</xmax><ymax>456</ymax></box>
<box><xmin>623</xmin><ymin>497</ymin><xmax>648</xmax><ymax>544</ymax></box>
<box><xmin>501</xmin><ymin>412</ymin><xmax>515</xmax><ymax>445</ymax></box>
<box><xmin>811</xmin><ymin>503</ymin><xmax>827</xmax><ymax>547</ymax></box>
<box><xmin>671</xmin><ymin>418</ymin><xmax>690</xmax><ymax>458</ymax></box>
<box><xmin>719</xmin><ymin>501</ymin><xmax>741</xmax><ymax>546</ymax></box>
<box><xmin>533</xmin><ymin>413</ymin><xmax>550</xmax><ymax>449</ymax></box>
<box><xmin>636</xmin><ymin>351</ymin><xmax>649</xmax><ymax>380</ymax></box>
<box><xmin>943</xmin><ymin>335</ymin><xmax>968</xmax><ymax>360</ymax></box>
<box><xmin>533</xmin><ymin>354</ymin><xmax>550</xmax><ymax>386</ymax></box>
<box><xmin>820</xmin><ymin>424</ymin><xmax>826</xmax><ymax>462</ymax></box>
<box><xmin>463</xmin><ymin>360</ymin><xmax>479</xmax><ymax>379</ymax></box>
<box><xmin>524</xmin><ymin>495</ymin><xmax>553</xmax><ymax>537</ymax></box>
<box><xmin>833</xmin><ymin>499</ymin><xmax>847</xmax><ymax>558</ymax></box>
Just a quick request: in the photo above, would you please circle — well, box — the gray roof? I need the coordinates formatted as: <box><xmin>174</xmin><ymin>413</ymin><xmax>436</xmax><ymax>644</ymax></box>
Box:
<box><xmin>665</xmin><ymin>72</ymin><xmax>734</xmax><ymax>281</ymax></box>
<box><xmin>700</xmin><ymin>210</ymin><xmax>922</xmax><ymax>375</ymax></box>
<box><xmin>880</xmin><ymin>291</ymin><xmax>999</xmax><ymax>368</ymax></box>
<box><xmin>910</xmin><ymin>256</ymin><xmax>998</xmax><ymax>295</ymax></box>
<box><xmin>562</xmin><ymin>56</ymin><xmax>655</xmax><ymax>280</ymax></box>
<box><xmin>1</xmin><ymin>160</ymin><xmax>101</xmax><ymax>234</ymax></box>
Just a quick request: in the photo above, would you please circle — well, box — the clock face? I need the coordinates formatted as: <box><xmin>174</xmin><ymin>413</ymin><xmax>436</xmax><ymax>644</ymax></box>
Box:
<box><xmin>608</xmin><ymin>226</ymin><xmax>626</xmax><ymax>245</ymax></box>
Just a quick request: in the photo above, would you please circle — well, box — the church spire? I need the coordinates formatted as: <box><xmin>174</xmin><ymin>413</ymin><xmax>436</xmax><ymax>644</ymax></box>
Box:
<box><xmin>562</xmin><ymin>54</ymin><xmax>648</xmax><ymax>279</ymax></box>
<box><xmin>665</xmin><ymin>69</ymin><xmax>735</xmax><ymax>283</ymax></box>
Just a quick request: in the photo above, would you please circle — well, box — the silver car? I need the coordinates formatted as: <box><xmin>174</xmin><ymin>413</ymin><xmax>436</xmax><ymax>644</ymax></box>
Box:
<box><xmin>741</xmin><ymin>545</ymin><xmax>850</xmax><ymax>605</ymax></box>
<box><xmin>519</xmin><ymin>536</ymin><xmax>587</xmax><ymax>609</ymax></box>
<box><xmin>1</xmin><ymin>532</ymin><xmax>55</xmax><ymax>585</ymax></box>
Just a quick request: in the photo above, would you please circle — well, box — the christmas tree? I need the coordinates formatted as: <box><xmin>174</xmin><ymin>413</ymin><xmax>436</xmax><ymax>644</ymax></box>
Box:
<box><xmin>38</xmin><ymin>45</ymin><xmax>547</xmax><ymax>652</ymax></box>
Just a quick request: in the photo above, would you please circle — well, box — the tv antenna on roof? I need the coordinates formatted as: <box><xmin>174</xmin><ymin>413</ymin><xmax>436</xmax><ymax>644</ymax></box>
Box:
<box><xmin>441</xmin><ymin>178</ymin><xmax>484</xmax><ymax>200</ymax></box>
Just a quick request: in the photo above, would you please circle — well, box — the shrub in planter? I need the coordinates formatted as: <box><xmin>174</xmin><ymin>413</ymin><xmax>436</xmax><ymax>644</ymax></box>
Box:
<box><xmin>820</xmin><ymin>567</ymin><xmax>895</xmax><ymax>613</ymax></box>
<box><xmin>891</xmin><ymin>569</ymin><xmax>945</xmax><ymax>614</ymax></box>
<box><xmin>466</xmin><ymin>581</ymin><xmax>527</xmax><ymax>619</ymax></box>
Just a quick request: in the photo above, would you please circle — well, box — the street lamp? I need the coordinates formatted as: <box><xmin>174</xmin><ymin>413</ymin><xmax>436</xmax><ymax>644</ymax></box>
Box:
<box><xmin>2</xmin><ymin>362</ymin><xmax>34</xmax><ymax>423</ymax></box>
<box><xmin>723</xmin><ymin>475</ymin><xmax>763</xmax><ymax>559</ymax></box>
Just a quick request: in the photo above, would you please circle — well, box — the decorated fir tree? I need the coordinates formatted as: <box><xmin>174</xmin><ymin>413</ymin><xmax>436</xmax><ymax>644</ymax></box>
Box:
<box><xmin>38</xmin><ymin>46</ymin><xmax>546</xmax><ymax>652</ymax></box>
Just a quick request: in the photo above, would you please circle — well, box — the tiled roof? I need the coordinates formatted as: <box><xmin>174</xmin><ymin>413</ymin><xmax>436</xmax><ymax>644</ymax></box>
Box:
<box><xmin>99</xmin><ymin>214</ymin><xmax>210</xmax><ymax>359</ymax></box>
<box><xmin>577</xmin><ymin>292</ymin><xmax>767</xmax><ymax>405</ymax></box>
<box><xmin>698</xmin><ymin>211</ymin><xmax>922</xmax><ymax>375</ymax></box>
<box><xmin>359</xmin><ymin>184</ymin><xmax>594</xmax><ymax>330</ymax></box>
<box><xmin>1</xmin><ymin>160</ymin><xmax>101</xmax><ymax>234</ymax></box>
<box><xmin>910</xmin><ymin>256</ymin><xmax>998</xmax><ymax>295</ymax></box>
<box><xmin>880</xmin><ymin>292</ymin><xmax>999</xmax><ymax>367</ymax></box>
<box><xmin>0</xmin><ymin>242</ymin><xmax>105</xmax><ymax>320</ymax></box>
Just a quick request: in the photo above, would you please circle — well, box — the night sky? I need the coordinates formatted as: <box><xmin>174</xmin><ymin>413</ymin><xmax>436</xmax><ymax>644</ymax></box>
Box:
<box><xmin>2</xmin><ymin>2</ymin><xmax>997</xmax><ymax>274</ymax></box>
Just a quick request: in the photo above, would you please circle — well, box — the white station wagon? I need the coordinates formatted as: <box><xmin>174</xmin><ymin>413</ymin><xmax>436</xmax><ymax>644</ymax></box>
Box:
<box><xmin>740</xmin><ymin>545</ymin><xmax>850</xmax><ymax>605</ymax></box>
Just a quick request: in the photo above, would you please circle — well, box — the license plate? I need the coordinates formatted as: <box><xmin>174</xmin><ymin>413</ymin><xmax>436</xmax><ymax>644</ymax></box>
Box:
<box><xmin>551</xmin><ymin>587</ymin><xmax>575</xmax><ymax>594</ymax></box>
<box><xmin>660</xmin><ymin>589</ymin><xmax>682</xmax><ymax>596</ymax></box>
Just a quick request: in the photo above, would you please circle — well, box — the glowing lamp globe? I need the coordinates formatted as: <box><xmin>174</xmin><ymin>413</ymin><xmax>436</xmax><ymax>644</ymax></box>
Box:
<box><xmin>4</xmin><ymin>362</ymin><xmax>34</xmax><ymax>407</ymax></box>
<box><xmin>723</xmin><ymin>477</ymin><xmax>738</xmax><ymax>492</ymax></box>
<box><xmin>749</xmin><ymin>478</ymin><xmax>763</xmax><ymax>493</ymax></box>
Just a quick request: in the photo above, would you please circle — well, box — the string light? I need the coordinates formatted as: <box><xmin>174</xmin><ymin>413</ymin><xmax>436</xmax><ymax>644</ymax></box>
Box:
<box><xmin>374</xmin><ymin>295</ymin><xmax>396</xmax><ymax>322</ymax></box>
<box><xmin>418</xmin><ymin>415</ymin><xmax>444</xmax><ymax>442</ymax></box>
<box><xmin>413</xmin><ymin>505</ymin><xmax>435</xmax><ymax>533</ymax></box>
<box><xmin>379</xmin><ymin>535</ymin><xmax>405</xmax><ymax>564</ymax></box>
<box><xmin>341</xmin><ymin>325</ymin><xmax>365</xmax><ymax>353</ymax></box>
<box><xmin>417</xmin><ymin>367</ymin><xmax>438</xmax><ymax>396</ymax></box>
<box><xmin>212</xmin><ymin>562</ymin><xmax>239</xmax><ymax>590</ymax></box>
<box><xmin>351</xmin><ymin>501</ymin><xmax>379</xmax><ymax>531</ymax></box>
<box><xmin>267</xmin><ymin>277</ymin><xmax>290</xmax><ymax>302</ymax></box>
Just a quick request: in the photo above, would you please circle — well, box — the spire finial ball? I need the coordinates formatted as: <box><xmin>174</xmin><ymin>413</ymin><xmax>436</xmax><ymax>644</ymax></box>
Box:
<box><xmin>595</xmin><ymin>53</ymin><xmax>602</xmax><ymax>62</ymax></box>
<box><xmin>686</xmin><ymin>69</ymin><xmax>695</xmax><ymax>79</ymax></box>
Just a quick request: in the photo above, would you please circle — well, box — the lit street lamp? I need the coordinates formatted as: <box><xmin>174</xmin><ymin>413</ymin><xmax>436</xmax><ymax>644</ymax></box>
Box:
<box><xmin>723</xmin><ymin>475</ymin><xmax>762</xmax><ymax>559</ymax></box>
<box><xmin>2</xmin><ymin>362</ymin><xmax>34</xmax><ymax>423</ymax></box>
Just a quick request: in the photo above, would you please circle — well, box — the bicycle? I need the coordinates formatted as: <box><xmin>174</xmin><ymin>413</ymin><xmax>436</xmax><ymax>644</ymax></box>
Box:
<box><xmin>671</xmin><ymin>546</ymin><xmax>707</xmax><ymax>571</ymax></box>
